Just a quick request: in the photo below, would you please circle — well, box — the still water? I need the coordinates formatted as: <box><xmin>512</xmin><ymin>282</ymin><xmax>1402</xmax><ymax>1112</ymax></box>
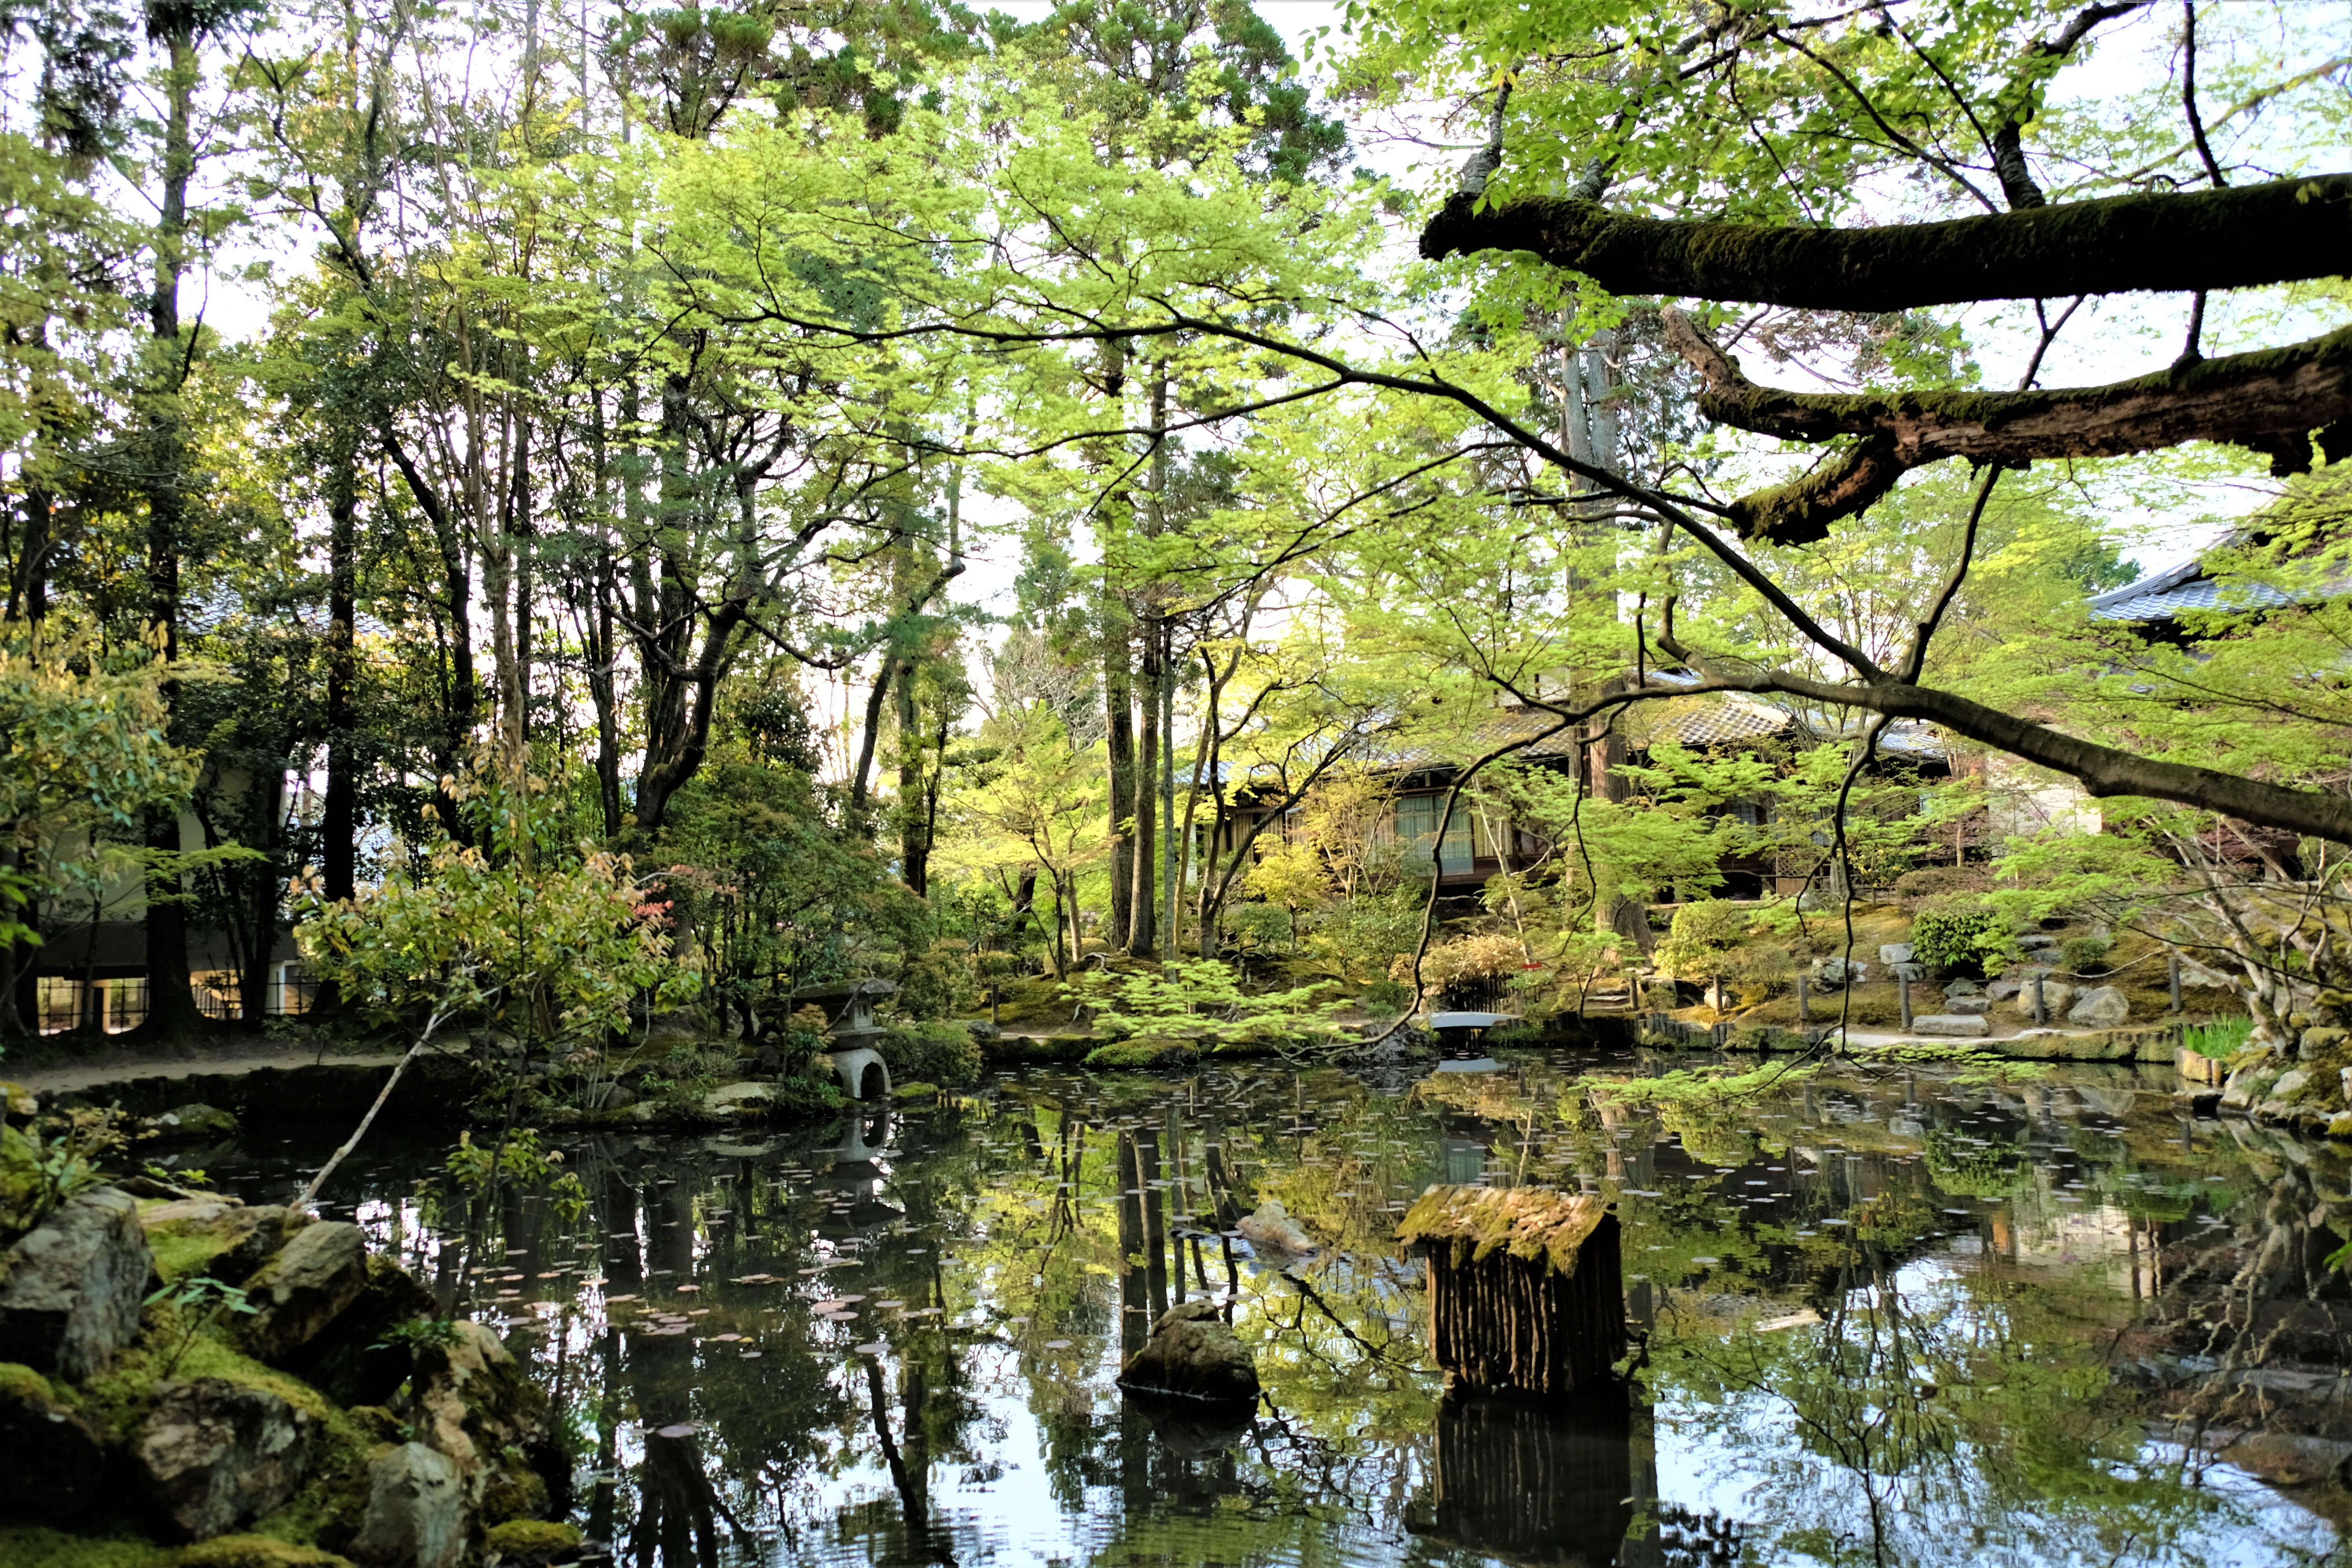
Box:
<box><xmin>202</xmin><ymin>1052</ymin><xmax>2352</xmax><ymax>1567</ymax></box>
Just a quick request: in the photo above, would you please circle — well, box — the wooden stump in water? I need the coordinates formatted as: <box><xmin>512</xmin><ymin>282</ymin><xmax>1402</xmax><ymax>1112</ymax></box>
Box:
<box><xmin>1395</xmin><ymin>1185</ymin><xmax>1626</xmax><ymax>1399</ymax></box>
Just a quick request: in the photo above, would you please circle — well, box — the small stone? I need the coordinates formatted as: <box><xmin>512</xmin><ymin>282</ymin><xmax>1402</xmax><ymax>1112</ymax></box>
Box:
<box><xmin>1943</xmin><ymin>996</ymin><xmax>1994</xmax><ymax>1016</ymax></box>
<box><xmin>0</xmin><ymin>1186</ymin><xmax>152</xmax><ymax>1381</ymax></box>
<box><xmin>1943</xmin><ymin>978</ymin><xmax>1984</xmax><ymax>997</ymax></box>
<box><xmin>2066</xmin><ymin>986</ymin><xmax>2131</xmax><ymax>1027</ymax></box>
<box><xmin>150</xmin><ymin>1103</ymin><xmax>240</xmax><ymax>1140</ymax></box>
<box><xmin>2019</xmin><ymin>934</ymin><xmax>2059</xmax><ymax>951</ymax></box>
<box><xmin>2271</xmin><ymin>1069</ymin><xmax>2312</xmax><ymax>1101</ymax></box>
<box><xmin>241</xmin><ymin>1222</ymin><xmax>369</xmax><ymax>1363</ymax></box>
<box><xmin>1878</xmin><ymin>944</ymin><xmax>1914</xmax><ymax>965</ymax></box>
<box><xmin>1116</xmin><ymin>1299</ymin><xmax>1259</xmax><ymax>1405</ymax></box>
<box><xmin>1911</xmin><ymin>1014</ymin><xmax>1990</xmax><ymax>1038</ymax></box>
<box><xmin>352</xmin><ymin>1441</ymin><xmax>466</xmax><ymax>1568</ymax></box>
<box><xmin>133</xmin><ymin>1377</ymin><xmax>320</xmax><ymax>1541</ymax></box>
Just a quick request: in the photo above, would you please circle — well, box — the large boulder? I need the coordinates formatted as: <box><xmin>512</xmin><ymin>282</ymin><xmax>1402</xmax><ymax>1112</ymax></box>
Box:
<box><xmin>2067</xmin><ymin>986</ymin><xmax>2131</xmax><ymax>1027</ymax></box>
<box><xmin>1237</xmin><ymin>1200</ymin><xmax>1315</xmax><ymax>1256</ymax></box>
<box><xmin>0</xmin><ymin>1359</ymin><xmax>121</xmax><ymax>1524</ymax></box>
<box><xmin>149</xmin><ymin>1103</ymin><xmax>240</xmax><ymax>1142</ymax></box>
<box><xmin>394</xmin><ymin>1321</ymin><xmax>557</xmax><ymax>1523</ymax></box>
<box><xmin>2007</xmin><ymin>981</ymin><xmax>2075</xmax><ymax>1018</ymax></box>
<box><xmin>1116</xmin><ymin>1299</ymin><xmax>1260</xmax><ymax>1406</ymax></box>
<box><xmin>172</xmin><ymin>1536</ymin><xmax>358</xmax><ymax>1568</ymax></box>
<box><xmin>351</xmin><ymin>1441</ymin><xmax>466</xmax><ymax>1568</ymax></box>
<box><xmin>132</xmin><ymin>1377</ymin><xmax>321</xmax><ymax>1541</ymax></box>
<box><xmin>0</xmin><ymin>1186</ymin><xmax>152</xmax><ymax>1380</ymax></box>
<box><xmin>701</xmin><ymin>1082</ymin><xmax>774</xmax><ymax>1117</ymax></box>
<box><xmin>143</xmin><ymin>1200</ymin><xmax>313</xmax><ymax>1287</ymax></box>
<box><xmin>1943</xmin><ymin>995</ymin><xmax>1994</xmax><ymax>1016</ymax></box>
<box><xmin>1911</xmin><ymin>1013</ymin><xmax>1990</xmax><ymax>1038</ymax></box>
<box><xmin>284</xmin><ymin>1254</ymin><xmax>438</xmax><ymax>1408</ymax></box>
<box><xmin>241</xmin><ymin>1221</ymin><xmax>368</xmax><ymax>1363</ymax></box>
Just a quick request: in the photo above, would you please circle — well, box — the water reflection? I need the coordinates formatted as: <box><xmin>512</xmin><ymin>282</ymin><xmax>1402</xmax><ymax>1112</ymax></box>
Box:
<box><xmin>187</xmin><ymin>1052</ymin><xmax>2352</xmax><ymax>1567</ymax></box>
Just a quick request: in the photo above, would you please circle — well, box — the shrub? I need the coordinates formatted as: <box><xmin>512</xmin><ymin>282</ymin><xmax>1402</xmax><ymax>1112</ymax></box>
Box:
<box><xmin>769</xmin><ymin>1074</ymin><xmax>847</xmax><ymax>1116</ymax></box>
<box><xmin>896</xmin><ymin>940</ymin><xmax>976</xmax><ymax>1020</ymax></box>
<box><xmin>880</xmin><ymin>1019</ymin><xmax>982</xmax><ymax>1087</ymax></box>
<box><xmin>1892</xmin><ymin>864</ymin><xmax>1993</xmax><ymax>910</ymax></box>
<box><xmin>1362</xmin><ymin>976</ymin><xmax>1414</xmax><ymax>1014</ymax></box>
<box><xmin>2060</xmin><ymin>935</ymin><xmax>2112</xmax><ymax>976</ymax></box>
<box><xmin>2183</xmin><ymin>1016</ymin><xmax>2252</xmax><ymax>1060</ymax></box>
<box><xmin>1909</xmin><ymin>907</ymin><xmax>2011</xmax><ymax>973</ymax></box>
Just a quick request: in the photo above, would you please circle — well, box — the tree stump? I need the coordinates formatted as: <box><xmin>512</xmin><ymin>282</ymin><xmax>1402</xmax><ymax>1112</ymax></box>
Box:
<box><xmin>1395</xmin><ymin>1185</ymin><xmax>1626</xmax><ymax>1399</ymax></box>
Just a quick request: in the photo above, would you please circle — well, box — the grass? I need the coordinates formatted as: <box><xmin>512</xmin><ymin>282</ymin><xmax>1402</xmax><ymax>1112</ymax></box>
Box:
<box><xmin>0</xmin><ymin>1528</ymin><xmax>168</xmax><ymax>1568</ymax></box>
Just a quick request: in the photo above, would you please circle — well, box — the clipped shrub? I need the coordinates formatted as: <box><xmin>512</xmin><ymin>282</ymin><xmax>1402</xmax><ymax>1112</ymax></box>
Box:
<box><xmin>2059</xmin><ymin>935</ymin><xmax>2112</xmax><ymax>977</ymax></box>
<box><xmin>1908</xmin><ymin>907</ymin><xmax>2011</xmax><ymax>974</ymax></box>
<box><xmin>896</xmin><ymin>939</ymin><xmax>977</xmax><ymax>1020</ymax></box>
<box><xmin>880</xmin><ymin>1019</ymin><xmax>982</xmax><ymax>1087</ymax></box>
<box><xmin>1362</xmin><ymin>976</ymin><xmax>1414</xmax><ymax>1014</ymax></box>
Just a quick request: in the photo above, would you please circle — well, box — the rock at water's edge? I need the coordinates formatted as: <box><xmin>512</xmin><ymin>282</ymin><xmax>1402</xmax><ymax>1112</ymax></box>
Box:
<box><xmin>351</xmin><ymin>1441</ymin><xmax>466</xmax><ymax>1568</ymax></box>
<box><xmin>1911</xmin><ymin>1014</ymin><xmax>1990</xmax><ymax>1038</ymax></box>
<box><xmin>1237</xmin><ymin>1200</ymin><xmax>1314</xmax><ymax>1256</ymax></box>
<box><xmin>241</xmin><ymin>1221</ymin><xmax>368</xmax><ymax>1363</ymax></box>
<box><xmin>2007</xmin><ymin>981</ymin><xmax>2075</xmax><ymax>1018</ymax></box>
<box><xmin>1117</xmin><ymin>1299</ymin><xmax>1259</xmax><ymax>1405</ymax></box>
<box><xmin>2067</xmin><ymin>985</ymin><xmax>2131</xmax><ymax>1027</ymax></box>
<box><xmin>133</xmin><ymin>1377</ymin><xmax>321</xmax><ymax>1542</ymax></box>
<box><xmin>0</xmin><ymin>1185</ymin><xmax>152</xmax><ymax>1380</ymax></box>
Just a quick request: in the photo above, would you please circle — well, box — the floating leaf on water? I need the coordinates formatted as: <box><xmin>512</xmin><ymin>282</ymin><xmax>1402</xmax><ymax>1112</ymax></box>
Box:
<box><xmin>655</xmin><ymin>1423</ymin><xmax>697</xmax><ymax>1437</ymax></box>
<box><xmin>855</xmin><ymin>1342</ymin><xmax>887</xmax><ymax>1356</ymax></box>
<box><xmin>1044</xmin><ymin>1339</ymin><xmax>1072</xmax><ymax>1349</ymax></box>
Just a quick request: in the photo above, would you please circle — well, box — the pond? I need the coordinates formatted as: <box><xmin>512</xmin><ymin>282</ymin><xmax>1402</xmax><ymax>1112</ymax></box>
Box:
<box><xmin>190</xmin><ymin>1051</ymin><xmax>2352</xmax><ymax>1568</ymax></box>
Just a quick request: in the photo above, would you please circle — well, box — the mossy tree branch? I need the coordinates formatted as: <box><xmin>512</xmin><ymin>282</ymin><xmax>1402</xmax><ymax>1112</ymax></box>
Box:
<box><xmin>1665</xmin><ymin>312</ymin><xmax>2352</xmax><ymax>540</ymax></box>
<box><xmin>1419</xmin><ymin>174</ymin><xmax>2352</xmax><ymax>309</ymax></box>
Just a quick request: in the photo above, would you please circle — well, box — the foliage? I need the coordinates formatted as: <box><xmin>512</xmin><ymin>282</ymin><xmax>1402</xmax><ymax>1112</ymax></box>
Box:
<box><xmin>294</xmin><ymin>767</ymin><xmax>701</xmax><ymax>1049</ymax></box>
<box><xmin>0</xmin><ymin>1107</ymin><xmax>138</xmax><ymax>1238</ymax></box>
<box><xmin>2184</xmin><ymin>1017</ymin><xmax>2254</xmax><ymax>1060</ymax></box>
<box><xmin>879</xmin><ymin>1019</ymin><xmax>982</xmax><ymax>1088</ymax></box>
<box><xmin>1910</xmin><ymin>908</ymin><xmax>2014</xmax><ymax>974</ymax></box>
<box><xmin>145</xmin><ymin>1275</ymin><xmax>259</xmax><ymax>1379</ymax></box>
<box><xmin>2059</xmin><ymin>935</ymin><xmax>2112</xmax><ymax>976</ymax></box>
<box><xmin>769</xmin><ymin>1074</ymin><xmax>848</xmax><ymax>1118</ymax></box>
<box><xmin>372</xmin><ymin>1316</ymin><xmax>466</xmax><ymax>1354</ymax></box>
<box><xmin>1066</xmin><ymin>959</ymin><xmax>1352</xmax><ymax>1050</ymax></box>
<box><xmin>443</xmin><ymin>1129</ymin><xmax>588</xmax><ymax>1223</ymax></box>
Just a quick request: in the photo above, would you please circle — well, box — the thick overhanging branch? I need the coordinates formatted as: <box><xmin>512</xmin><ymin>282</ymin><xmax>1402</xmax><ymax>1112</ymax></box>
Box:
<box><xmin>1668</xmin><ymin>312</ymin><xmax>2352</xmax><ymax>472</ymax></box>
<box><xmin>1703</xmin><ymin>664</ymin><xmax>2352</xmax><ymax>844</ymax></box>
<box><xmin>1419</xmin><ymin>174</ymin><xmax>2352</xmax><ymax>309</ymax></box>
<box><xmin>1666</xmin><ymin>313</ymin><xmax>2352</xmax><ymax>540</ymax></box>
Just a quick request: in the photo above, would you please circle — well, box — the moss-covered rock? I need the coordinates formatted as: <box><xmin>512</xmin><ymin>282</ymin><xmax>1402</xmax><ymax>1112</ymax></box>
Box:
<box><xmin>171</xmin><ymin>1537</ymin><xmax>353</xmax><ymax>1568</ymax></box>
<box><xmin>1082</xmin><ymin>1036</ymin><xmax>1199</xmax><ymax>1070</ymax></box>
<box><xmin>481</xmin><ymin>1519</ymin><xmax>581</xmax><ymax>1565</ymax></box>
<box><xmin>893</xmin><ymin>1082</ymin><xmax>940</xmax><ymax>1102</ymax></box>
<box><xmin>0</xmin><ymin>1526</ymin><xmax>169</xmax><ymax>1568</ymax></box>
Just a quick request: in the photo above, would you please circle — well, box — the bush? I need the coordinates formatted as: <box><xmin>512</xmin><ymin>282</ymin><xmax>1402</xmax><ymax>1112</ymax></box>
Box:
<box><xmin>1362</xmin><ymin>976</ymin><xmax>1414</xmax><ymax>1014</ymax></box>
<box><xmin>895</xmin><ymin>940</ymin><xmax>976</xmax><ymax>1020</ymax></box>
<box><xmin>1892</xmin><ymin>864</ymin><xmax>1993</xmax><ymax>910</ymax></box>
<box><xmin>1909</xmin><ymin>907</ymin><xmax>2011</xmax><ymax>974</ymax></box>
<box><xmin>769</xmin><ymin>1074</ymin><xmax>847</xmax><ymax>1116</ymax></box>
<box><xmin>880</xmin><ymin>1019</ymin><xmax>982</xmax><ymax>1087</ymax></box>
<box><xmin>2059</xmin><ymin>935</ymin><xmax>2112</xmax><ymax>976</ymax></box>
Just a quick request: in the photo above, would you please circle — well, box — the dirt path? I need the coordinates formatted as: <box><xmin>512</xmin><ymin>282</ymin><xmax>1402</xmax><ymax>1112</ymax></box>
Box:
<box><xmin>5</xmin><ymin>1044</ymin><xmax>406</xmax><ymax>1096</ymax></box>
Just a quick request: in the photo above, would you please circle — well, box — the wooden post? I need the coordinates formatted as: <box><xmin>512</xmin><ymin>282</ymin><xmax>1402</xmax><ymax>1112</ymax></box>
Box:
<box><xmin>1898</xmin><ymin>973</ymin><xmax>1912</xmax><ymax>1030</ymax></box>
<box><xmin>1797</xmin><ymin>971</ymin><xmax>1809</xmax><ymax>1024</ymax></box>
<box><xmin>1396</xmin><ymin>1186</ymin><xmax>1626</xmax><ymax>1400</ymax></box>
<box><xmin>2168</xmin><ymin>952</ymin><xmax>2183</xmax><ymax>1013</ymax></box>
<box><xmin>2032</xmin><ymin>973</ymin><xmax>2047</xmax><ymax>1025</ymax></box>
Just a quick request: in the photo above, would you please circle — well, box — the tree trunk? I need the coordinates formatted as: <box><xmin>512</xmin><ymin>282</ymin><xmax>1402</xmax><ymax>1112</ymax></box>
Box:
<box><xmin>1104</xmin><ymin>630</ymin><xmax>1134</xmax><ymax>950</ymax></box>
<box><xmin>1129</xmin><ymin>621</ymin><xmax>1158</xmax><ymax>958</ymax></box>
<box><xmin>322</xmin><ymin>426</ymin><xmax>360</xmax><ymax>902</ymax></box>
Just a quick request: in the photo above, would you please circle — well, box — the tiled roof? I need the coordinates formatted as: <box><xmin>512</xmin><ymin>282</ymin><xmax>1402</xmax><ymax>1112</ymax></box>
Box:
<box><xmin>2087</xmin><ymin>564</ymin><xmax>2294</xmax><ymax>623</ymax></box>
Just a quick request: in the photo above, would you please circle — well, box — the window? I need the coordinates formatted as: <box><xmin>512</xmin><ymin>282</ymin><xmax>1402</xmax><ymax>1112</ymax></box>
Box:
<box><xmin>1395</xmin><ymin>795</ymin><xmax>1474</xmax><ymax>875</ymax></box>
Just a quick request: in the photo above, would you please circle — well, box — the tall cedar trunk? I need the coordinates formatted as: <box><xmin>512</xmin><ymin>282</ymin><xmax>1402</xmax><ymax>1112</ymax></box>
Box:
<box><xmin>1129</xmin><ymin>623</ymin><xmax>1158</xmax><ymax>956</ymax></box>
<box><xmin>11</xmin><ymin>485</ymin><xmax>49</xmax><ymax>622</ymax></box>
<box><xmin>241</xmin><ymin>767</ymin><xmax>281</xmax><ymax>1024</ymax></box>
<box><xmin>1104</xmin><ymin>633</ymin><xmax>1134</xmax><ymax>952</ymax></box>
<box><xmin>895</xmin><ymin>647</ymin><xmax>926</xmax><ymax>896</ymax></box>
<box><xmin>4</xmin><ymin>490</ymin><xmax>45</xmax><ymax>1032</ymax></box>
<box><xmin>591</xmin><ymin>544</ymin><xmax>624</xmax><ymax>839</ymax></box>
<box><xmin>1161</xmin><ymin>622</ymin><xmax>1180</xmax><ymax>954</ymax></box>
<box><xmin>140</xmin><ymin>22</ymin><xmax>201</xmax><ymax>1036</ymax></box>
<box><xmin>322</xmin><ymin>426</ymin><xmax>360</xmax><ymax>902</ymax></box>
<box><xmin>1586</xmin><ymin>706</ymin><xmax>1651</xmax><ymax>957</ymax></box>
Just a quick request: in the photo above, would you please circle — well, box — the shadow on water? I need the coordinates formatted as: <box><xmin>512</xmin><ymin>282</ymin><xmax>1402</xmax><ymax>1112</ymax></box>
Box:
<box><xmin>176</xmin><ymin>1050</ymin><xmax>2352</xmax><ymax>1568</ymax></box>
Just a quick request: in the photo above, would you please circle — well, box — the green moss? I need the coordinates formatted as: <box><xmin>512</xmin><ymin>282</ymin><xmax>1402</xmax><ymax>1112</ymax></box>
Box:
<box><xmin>1083</xmin><ymin>1037</ymin><xmax>1199</xmax><ymax>1070</ymax></box>
<box><xmin>480</xmin><ymin>1459</ymin><xmax>550</xmax><ymax>1524</ymax></box>
<box><xmin>0</xmin><ymin>1527</ymin><xmax>168</xmax><ymax>1568</ymax></box>
<box><xmin>145</xmin><ymin>1229</ymin><xmax>232</xmax><ymax>1286</ymax></box>
<box><xmin>169</xmin><ymin>1537</ymin><xmax>354</xmax><ymax>1568</ymax></box>
<box><xmin>0</xmin><ymin>1358</ymin><xmax>58</xmax><ymax>1406</ymax></box>
<box><xmin>893</xmin><ymin>1081</ymin><xmax>940</xmax><ymax>1101</ymax></box>
<box><xmin>483</xmin><ymin>1520</ymin><xmax>582</xmax><ymax>1563</ymax></box>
